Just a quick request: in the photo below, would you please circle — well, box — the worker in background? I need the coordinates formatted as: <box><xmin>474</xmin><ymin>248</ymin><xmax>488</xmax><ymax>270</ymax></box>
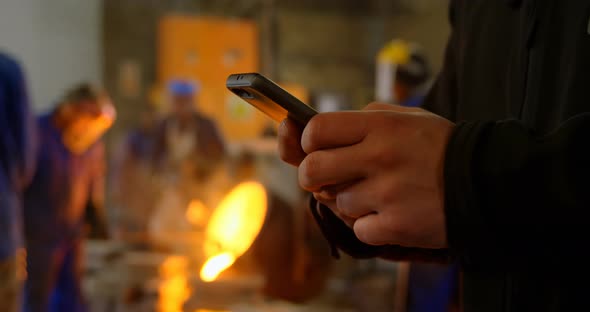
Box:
<box><xmin>23</xmin><ymin>84</ymin><xmax>115</xmax><ymax>312</ymax></box>
<box><xmin>149</xmin><ymin>80</ymin><xmax>226</xmax><ymax>242</ymax></box>
<box><xmin>111</xmin><ymin>106</ymin><xmax>159</xmax><ymax>244</ymax></box>
<box><xmin>0</xmin><ymin>52</ymin><xmax>36</xmax><ymax>312</ymax></box>
<box><xmin>391</xmin><ymin>42</ymin><xmax>431</xmax><ymax>107</ymax></box>
<box><xmin>153</xmin><ymin>80</ymin><xmax>225</xmax><ymax>179</ymax></box>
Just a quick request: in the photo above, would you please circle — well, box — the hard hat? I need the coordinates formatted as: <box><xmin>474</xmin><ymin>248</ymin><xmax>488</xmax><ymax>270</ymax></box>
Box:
<box><xmin>375</xmin><ymin>39</ymin><xmax>431</xmax><ymax>102</ymax></box>
<box><xmin>168</xmin><ymin>79</ymin><xmax>200</xmax><ymax>96</ymax></box>
<box><xmin>377</xmin><ymin>39</ymin><xmax>412</xmax><ymax>64</ymax></box>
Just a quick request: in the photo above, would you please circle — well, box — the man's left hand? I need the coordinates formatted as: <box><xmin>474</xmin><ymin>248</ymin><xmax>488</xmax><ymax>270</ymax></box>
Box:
<box><xmin>296</xmin><ymin>103</ymin><xmax>454</xmax><ymax>249</ymax></box>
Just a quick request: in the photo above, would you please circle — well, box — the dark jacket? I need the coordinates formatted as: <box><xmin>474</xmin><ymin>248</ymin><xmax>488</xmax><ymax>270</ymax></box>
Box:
<box><xmin>0</xmin><ymin>52</ymin><xmax>36</xmax><ymax>259</ymax></box>
<box><xmin>313</xmin><ymin>1</ymin><xmax>590</xmax><ymax>311</ymax></box>
<box><xmin>425</xmin><ymin>1</ymin><xmax>590</xmax><ymax>310</ymax></box>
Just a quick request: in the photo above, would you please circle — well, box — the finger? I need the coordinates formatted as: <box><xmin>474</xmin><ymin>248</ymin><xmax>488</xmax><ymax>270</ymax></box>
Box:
<box><xmin>278</xmin><ymin>118</ymin><xmax>307</xmax><ymax>166</ymax></box>
<box><xmin>316</xmin><ymin>181</ymin><xmax>358</xmax><ymax>200</ymax></box>
<box><xmin>353</xmin><ymin>213</ymin><xmax>395</xmax><ymax>246</ymax></box>
<box><xmin>335</xmin><ymin>180</ymin><xmax>381</xmax><ymax>219</ymax></box>
<box><xmin>313</xmin><ymin>192</ymin><xmax>356</xmax><ymax>228</ymax></box>
<box><xmin>301</xmin><ymin>112</ymin><xmax>369</xmax><ymax>154</ymax></box>
<box><xmin>299</xmin><ymin>145</ymin><xmax>366</xmax><ymax>192</ymax></box>
<box><xmin>364</xmin><ymin>102</ymin><xmax>422</xmax><ymax>113</ymax></box>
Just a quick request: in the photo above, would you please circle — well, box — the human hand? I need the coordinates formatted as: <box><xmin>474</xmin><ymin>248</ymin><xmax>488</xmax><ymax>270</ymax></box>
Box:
<box><xmin>278</xmin><ymin>103</ymin><xmax>454</xmax><ymax>249</ymax></box>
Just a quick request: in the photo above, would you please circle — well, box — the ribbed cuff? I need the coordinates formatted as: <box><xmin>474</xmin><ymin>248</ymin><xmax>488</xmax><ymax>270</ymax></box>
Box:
<box><xmin>444</xmin><ymin>120</ymin><xmax>494</xmax><ymax>266</ymax></box>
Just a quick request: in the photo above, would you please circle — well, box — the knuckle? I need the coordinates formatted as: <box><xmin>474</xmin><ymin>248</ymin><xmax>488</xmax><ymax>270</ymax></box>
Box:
<box><xmin>369</xmin><ymin>145</ymin><xmax>395</xmax><ymax>169</ymax></box>
<box><xmin>366</xmin><ymin>125</ymin><xmax>399</xmax><ymax>168</ymax></box>
<box><xmin>302</xmin><ymin>117</ymin><xmax>322</xmax><ymax>153</ymax></box>
<box><xmin>302</xmin><ymin>152</ymin><xmax>321</xmax><ymax>177</ymax></box>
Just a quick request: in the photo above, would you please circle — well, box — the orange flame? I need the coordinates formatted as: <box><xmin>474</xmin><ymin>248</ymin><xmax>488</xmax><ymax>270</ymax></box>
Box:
<box><xmin>199</xmin><ymin>181</ymin><xmax>267</xmax><ymax>282</ymax></box>
<box><xmin>200</xmin><ymin>252</ymin><xmax>236</xmax><ymax>282</ymax></box>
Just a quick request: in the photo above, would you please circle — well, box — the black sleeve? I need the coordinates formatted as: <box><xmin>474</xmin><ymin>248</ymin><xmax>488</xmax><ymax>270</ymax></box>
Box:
<box><xmin>445</xmin><ymin>115</ymin><xmax>590</xmax><ymax>268</ymax></box>
<box><xmin>421</xmin><ymin>0</ymin><xmax>459</xmax><ymax>120</ymax></box>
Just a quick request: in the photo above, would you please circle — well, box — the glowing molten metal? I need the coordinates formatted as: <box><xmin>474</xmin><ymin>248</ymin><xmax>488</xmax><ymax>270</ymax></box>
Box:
<box><xmin>199</xmin><ymin>181</ymin><xmax>267</xmax><ymax>282</ymax></box>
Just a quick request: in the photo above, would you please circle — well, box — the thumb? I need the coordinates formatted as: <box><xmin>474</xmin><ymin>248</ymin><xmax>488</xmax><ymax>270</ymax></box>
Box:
<box><xmin>353</xmin><ymin>213</ymin><xmax>395</xmax><ymax>246</ymax></box>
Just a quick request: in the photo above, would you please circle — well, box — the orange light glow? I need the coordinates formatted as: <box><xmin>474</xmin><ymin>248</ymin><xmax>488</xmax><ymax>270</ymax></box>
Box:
<box><xmin>186</xmin><ymin>199</ymin><xmax>209</xmax><ymax>227</ymax></box>
<box><xmin>200</xmin><ymin>252</ymin><xmax>236</xmax><ymax>282</ymax></box>
<box><xmin>158</xmin><ymin>256</ymin><xmax>190</xmax><ymax>312</ymax></box>
<box><xmin>199</xmin><ymin>181</ymin><xmax>267</xmax><ymax>282</ymax></box>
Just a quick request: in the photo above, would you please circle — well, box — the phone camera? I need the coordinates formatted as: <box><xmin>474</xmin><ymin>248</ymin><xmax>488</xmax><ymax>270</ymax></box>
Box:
<box><xmin>236</xmin><ymin>90</ymin><xmax>254</xmax><ymax>99</ymax></box>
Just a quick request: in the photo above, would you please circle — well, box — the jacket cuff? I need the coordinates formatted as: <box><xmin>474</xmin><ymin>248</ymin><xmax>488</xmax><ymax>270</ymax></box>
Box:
<box><xmin>444</xmin><ymin>121</ymin><xmax>495</xmax><ymax>266</ymax></box>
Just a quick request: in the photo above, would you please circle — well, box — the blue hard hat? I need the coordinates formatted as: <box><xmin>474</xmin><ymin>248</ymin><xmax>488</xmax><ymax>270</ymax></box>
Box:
<box><xmin>168</xmin><ymin>80</ymin><xmax>200</xmax><ymax>96</ymax></box>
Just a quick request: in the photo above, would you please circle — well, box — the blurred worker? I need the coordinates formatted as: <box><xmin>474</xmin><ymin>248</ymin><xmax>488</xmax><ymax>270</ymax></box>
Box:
<box><xmin>149</xmin><ymin>80</ymin><xmax>226</xmax><ymax>239</ymax></box>
<box><xmin>386</xmin><ymin>42</ymin><xmax>458</xmax><ymax>312</ymax></box>
<box><xmin>111</xmin><ymin>107</ymin><xmax>159</xmax><ymax>242</ymax></box>
<box><xmin>153</xmin><ymin>80</ymin><xmax>225</xmax><ymax>179</ymax></box>
<box><xmin>0</xmin><ymin>52</ymin><xmax>36</xmax><ymax>312</ymax></box>
<box><xmin>23</xmin><ymin>84</ymin><xmax>115</xmax><ymax>312</ymax></box>
<box><xmin>391</xmin><ymin>43</ymin><xmax>431</xmax><ymax>107</ymax></box>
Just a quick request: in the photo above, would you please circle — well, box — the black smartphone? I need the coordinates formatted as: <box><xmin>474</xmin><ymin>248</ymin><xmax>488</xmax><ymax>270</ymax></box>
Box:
<box><xmin>226</xmin><ymin>73</ymin><xmax>317</xmax><ymax>126</ymax></box>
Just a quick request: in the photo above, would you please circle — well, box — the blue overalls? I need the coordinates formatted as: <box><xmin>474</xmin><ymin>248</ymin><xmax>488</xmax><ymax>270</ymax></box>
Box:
<box><xmin>23</xmin><ymin>114</ymin><xmax>104</xmax><ymax>312</ymax></box>
<box><xmin>0</xmin><ymin>52</ymin><xmax>36</xmax><ymax>312</ymax></box>
<box><xmin>0</xmin><ymin>52</ymin><xmax>36</xmax><ymax>263</ymax></box>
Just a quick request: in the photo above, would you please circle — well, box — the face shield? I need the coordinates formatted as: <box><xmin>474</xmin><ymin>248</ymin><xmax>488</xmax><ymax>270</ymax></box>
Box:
<box><xmin>62</xmin><ymin>99</ymin><xmax>116</xmax><ymax>154</ymax></box>
<box><xmin>376</xmin><ymin>40</ymin><xmax>431</xmax><ymax>105</ymax></box>
<box><xmin>376</xmin><ymin>40</ymin><xmax>411</xmax><ymax>103</ymax></box>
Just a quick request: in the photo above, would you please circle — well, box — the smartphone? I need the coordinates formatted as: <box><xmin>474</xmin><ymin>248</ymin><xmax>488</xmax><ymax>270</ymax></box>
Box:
<box><xmin>226</xmin><ymin>73</ymin><xmax>317</xmax><ymax>126</ymax></box>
